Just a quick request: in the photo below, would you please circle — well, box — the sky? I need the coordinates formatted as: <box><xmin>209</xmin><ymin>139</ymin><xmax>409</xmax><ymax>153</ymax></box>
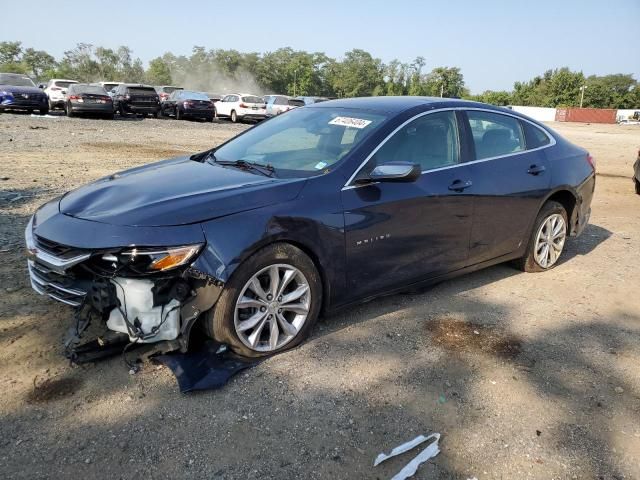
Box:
<box><xmin>3</xmin><ymin>0</ymin><xmax>639</xmax><ymax>93</ymax></box>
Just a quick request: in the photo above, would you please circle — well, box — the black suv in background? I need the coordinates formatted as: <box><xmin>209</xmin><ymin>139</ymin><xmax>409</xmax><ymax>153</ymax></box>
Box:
<box><xmin>112</xmin><ymin>84</ymin><xmax>160</xmax><ymax>117</ymax></box>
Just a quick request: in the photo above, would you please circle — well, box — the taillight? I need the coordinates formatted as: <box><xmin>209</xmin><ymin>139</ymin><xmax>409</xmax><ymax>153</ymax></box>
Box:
<box><xmin>103</xmin><ymin>96</ymin><xmax>112</xmax><ymax>102</ymax></box>
<box><xmin>68</xmin><ymin>95</ymin><xmax>80</xmax><ymax>100</ymax></box>
<box><xmin>124</xmin><ymin>94</ymin><xmax>130</xmax><ymax>100</ymax></box>
<box><xmin>586</xmin><ymin>153</ymin><xmax>595</xmax><ymax>171</ymax></box>
<box><xmin>239</xmin><ymin>103</ymin><xmax>248</xmax><ymax>108</ymax></box>
<box><xmin>183</xmin><ymin>101</ymin><xmax>193</xmax><ymax>107</ymax></box>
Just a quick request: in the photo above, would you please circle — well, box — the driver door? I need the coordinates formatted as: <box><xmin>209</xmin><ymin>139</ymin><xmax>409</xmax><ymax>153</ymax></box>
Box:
<box><xmin>341</xmin><ymin>110</ymin><xmax>474</xmax><ymax>298</ymax></box>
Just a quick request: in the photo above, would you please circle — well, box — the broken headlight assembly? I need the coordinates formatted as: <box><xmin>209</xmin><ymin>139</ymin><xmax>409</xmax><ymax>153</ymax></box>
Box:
<box><xmin>96</xmin><ymin>244</ymin><xmax>203</xmax><ymax>276</ymax></box>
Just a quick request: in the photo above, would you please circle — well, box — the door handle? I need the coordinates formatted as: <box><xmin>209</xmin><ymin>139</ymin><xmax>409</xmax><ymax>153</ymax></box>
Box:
<box><xmin>527</xmin><ymin>164</ymin><xmax>546</xmax><ymax>175</ymax></box>
<box><xmin>448</xmin><ymin>180</ymin><xmax>473</xmax><ymax>192</ymax></box>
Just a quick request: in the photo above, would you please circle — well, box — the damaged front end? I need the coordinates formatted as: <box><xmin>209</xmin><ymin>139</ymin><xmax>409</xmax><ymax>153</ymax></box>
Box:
<box><xmin>25</xmin><ymin>215</ymin><xmax>224</xmax><ymax>361</ymax></box>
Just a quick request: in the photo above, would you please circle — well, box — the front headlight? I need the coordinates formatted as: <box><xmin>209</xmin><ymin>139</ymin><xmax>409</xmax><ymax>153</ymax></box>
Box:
<box><xmin>25</xmin><ymin>216</ymin><xmax>36</xmax><ymax>259</ymax></box>
<box><xmin>105</xmin><ymin>244</ymin><xmax>203</xmax><ymax>274</ymax></box>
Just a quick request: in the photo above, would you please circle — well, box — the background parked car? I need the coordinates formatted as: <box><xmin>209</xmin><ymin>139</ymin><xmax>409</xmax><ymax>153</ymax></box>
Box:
<box><xmin>112</xmin><ymin>84</ymin><xmax>160</xmax><ymax>117</ymax></box>
<box><xmin>0</xmin><ymin>72</ymin><xmax>48</xmax><ymax>115</ymax></box>
<box><xmin>43</xmin><ymin>78</ymin><xmax>78</xmax><ymax>110</ymax></box>
<box><xmin>65</xmin><ymin>84</ymin><xmax>113</xmax><ymax>119</ymax></box>
<box><xmin>155</xmin><ymin>85</ymin><xmax>183</xmax><ymax>102</ymax></box>
<box><xmin>160</xmin><ymin>90</ymin><xmax>215</xmax><ymax>121</ymax></box>
<box><xmin>99</xmin><ymin>82</ymin><xmax>124</xmax><ymax>97</ymax></box>
<box><xmin>206</xmin><ymin>93</ymin><xmax>223</xmax><ymax>103</ymax></box>
<box><xmin>215</xmin><ymin>93</ymin><xmax>266</xmax><ymax>123</ymax></box>
<box><xmin>265</xmin><ymin>95</ymin><xmax>304</xmax><ymax>117</ymax></box>
<box><xmin>296</xmin><ymin>96</ymin><xmax>329</xmax><ymax>105</ymax></box>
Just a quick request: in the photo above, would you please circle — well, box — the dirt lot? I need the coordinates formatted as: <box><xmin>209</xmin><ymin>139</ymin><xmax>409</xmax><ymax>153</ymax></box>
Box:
<box><xmin>0</xmin><ymin>112</ymin><xmax>638</xmax><ymax>479</ymax></box>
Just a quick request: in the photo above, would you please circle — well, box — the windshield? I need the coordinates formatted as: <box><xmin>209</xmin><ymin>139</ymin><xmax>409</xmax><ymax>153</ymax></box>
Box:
<box><xmin>0</xmin><ymin>73</ymin><xmax>36</xmax><ymax>87</ymax></box>
<box><xmin>181</xmin><ymin>91</ymin><xmax>209</xmax><ymax>100</ymax></box>
<box><xmin>213</xmin><ymin>107</ymin><xmax>387</xmax><ymax>177</ymax></box>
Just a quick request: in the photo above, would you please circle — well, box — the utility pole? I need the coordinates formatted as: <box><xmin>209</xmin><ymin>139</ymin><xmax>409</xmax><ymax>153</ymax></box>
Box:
<box><xmin>440</xmin><ymin>82</ymin><xmax>444</xmax><ymax>98</ymax></box>
<box><xmin>294</xmin><ymin>69</ymin><xmax>298</xmax><ymax>97</ymax></box>
<box><xmin>579</xmin><ymin>85</ymin><xmax>587</xmax><ymax>108</ymax></box>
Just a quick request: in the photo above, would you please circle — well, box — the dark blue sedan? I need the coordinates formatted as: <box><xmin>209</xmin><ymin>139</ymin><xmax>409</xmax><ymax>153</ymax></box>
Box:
<box><xmin>25</xmin><ymin>97</ymin><xmax>595</xmax><ymax>357</ymax></box>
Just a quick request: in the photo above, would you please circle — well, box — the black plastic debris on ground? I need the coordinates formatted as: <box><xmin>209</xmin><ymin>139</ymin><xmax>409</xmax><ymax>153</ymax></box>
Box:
<box><xmin>154</xmin><ymin>341</ymin><xmax>260</xmax><ymax>393</ymax></box>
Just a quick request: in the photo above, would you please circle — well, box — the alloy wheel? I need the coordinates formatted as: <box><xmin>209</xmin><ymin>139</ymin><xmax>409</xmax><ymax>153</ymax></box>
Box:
<box><xmin>234</xmin><ymin>264</ymin><xmax>311</xmax><ymax>352</ymax></box>
<box><xmin>534</xmin><ymin>213</ymin><xmax>566</xmax><ymax>268</ymax></box>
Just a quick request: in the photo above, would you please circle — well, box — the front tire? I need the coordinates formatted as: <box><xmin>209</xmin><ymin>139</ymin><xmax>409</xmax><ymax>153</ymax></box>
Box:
<box><xmin>635</xmin><ymin>178</ymin><xmax>640</xmax><ymax>195</ymax></box>
<box><xmin>205</xmin><ymin>243</ymin><xmax>322</xmax><ymax>358</ymax></box>
<box><xmin>39</xmin><ymin>107</ymin><xmax>49</xmax><ymax>116</ymax></box>
<box><xmin>230</xmin><ymin>110</ymin><xmax>237</xmax><ymax>123</ymax></box>
<box><xmin>176</xmin><ymin>107</ymin><xmax>182</xmax><ymax>120</ymax></box>
<box><xmin>515</xmin><ymin>201</ymin><xmax>568</xmax><ymax>272</ymax></box>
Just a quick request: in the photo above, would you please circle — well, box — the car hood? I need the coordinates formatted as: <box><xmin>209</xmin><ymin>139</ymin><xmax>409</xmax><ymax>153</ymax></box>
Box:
<box><xmin>0</xmin><ymin>84</ymin><xmax>42</xmax><ymax>94</ymax></box>
<box><xmin>59</xmin><ymin>156</ymin><xmax>306</xmax><ymax>227</ymax></box>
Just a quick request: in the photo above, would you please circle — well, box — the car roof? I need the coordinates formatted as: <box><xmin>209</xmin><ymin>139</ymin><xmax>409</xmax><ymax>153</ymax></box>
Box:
<box><xmin>50</xmin><ymin>79</ymin><xmax>78</xmax><ymax>82</ymax></box>
<box><xmin>307</xmin><ymin>96</ymin><xmax>504</xmax><ymax>114</ymax></box>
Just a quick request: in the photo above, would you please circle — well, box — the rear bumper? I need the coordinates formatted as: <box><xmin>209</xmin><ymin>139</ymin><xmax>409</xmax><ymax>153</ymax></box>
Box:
<box><xmin>239</xmin><ymin>113</ymin><xmax>266</xmax><ymax>121</ymax></box>
<box><xmin>572</xmin><ymin>172</ymin><xmax>596</xmax><ymax>237</ymax></box>
<box><xmin>121</xmin><ymin>103</ymin><xmax>159</xmax><ymax>114</ymax></box>
<box><xmin>183</xmin><ymin>107</ymin><xmax>214</xmax><ymax>117</ymax></box>
<box><xmin>69</xmin><ymin>102</ymin><xmax>113</xmax><ymax>113</ymax></box>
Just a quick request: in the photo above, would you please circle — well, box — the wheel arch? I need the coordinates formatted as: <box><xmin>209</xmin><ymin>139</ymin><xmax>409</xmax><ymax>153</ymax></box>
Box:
<box><xmin>539</xmin><ymin>187</ymin><xmax>579</xmax><ymax>236</ymax></box>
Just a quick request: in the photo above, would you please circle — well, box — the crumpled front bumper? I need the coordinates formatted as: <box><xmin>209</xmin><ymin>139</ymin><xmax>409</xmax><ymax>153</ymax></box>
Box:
<box><xmin>25</xmin><ymin>204</ymin><xmax>226</xmax><ymax>351</ymax></box>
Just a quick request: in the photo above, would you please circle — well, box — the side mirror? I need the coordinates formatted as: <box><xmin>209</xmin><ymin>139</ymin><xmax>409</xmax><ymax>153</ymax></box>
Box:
<box><xmin>38</xmin><ymin>84</ymin><xmax>45</xmax><ymax>89</ymax></box>
<box><xmin>358</xmin><ymin>161</ymin><xmax>421</xmax><ymax>184</ymax></box>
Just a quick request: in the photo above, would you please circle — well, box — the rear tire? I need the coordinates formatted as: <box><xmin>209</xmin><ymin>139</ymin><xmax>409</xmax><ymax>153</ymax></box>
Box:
<box><xmin>65</xmin><ymin>104</ymin><xmax>73</xmax><ymax>117</ymax></box>
<box><xmin>204</xmin><ymin>243</ymin><xmax>322</xmax><ymax>358</ymax></box>
<box><xmin>514</xmin><ymin>201</ymin><xmax>568</xmax><ymax>272</ymax></box>
<box><xmin>635</xmin><ymin>178</ymin><xmax>640</xmax><ymax>195</ymax></box>
<box><xmin>176</xmin><ymin>107</ymin><xmax>182</xmax><ymax>120</ymax></box>
<box><xmin>230</xmin><ymin>110</ymin><xmax>237</xmax><ymax>123</ymax></box>
<box><xmin>104</xmin><ymin>113</ymin><xmax>114</xmax><ymax>120</ymax></box>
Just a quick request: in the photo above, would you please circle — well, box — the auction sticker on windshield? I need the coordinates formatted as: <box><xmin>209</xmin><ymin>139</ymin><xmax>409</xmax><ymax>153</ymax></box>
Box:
<box><xmin>329</xmin><ymin>116</ymin><xmax>372</xmax><ymax>129</ymax></box>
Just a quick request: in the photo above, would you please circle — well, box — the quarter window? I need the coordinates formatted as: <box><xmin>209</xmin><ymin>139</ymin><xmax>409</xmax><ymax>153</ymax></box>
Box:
<box><xmin>467</xmin><ymin>111</ymin><xmax>525</xmax><ymax>160</ymax></box>
<box><xmin>522</xmin><ymin>121</ymin><xmax>551</xmax><ymax>149</ymax></box>
<box><xmin>363</xmin><ymin>111</ymin><xmax>460</xmax><ymax>174</ymax></box>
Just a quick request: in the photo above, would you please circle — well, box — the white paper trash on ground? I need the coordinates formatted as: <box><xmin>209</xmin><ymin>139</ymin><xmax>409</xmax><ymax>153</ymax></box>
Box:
<box><xmin>374</xmin><ymin>433</ymin><xmax>441</xmax><ymax>480</ymax></box>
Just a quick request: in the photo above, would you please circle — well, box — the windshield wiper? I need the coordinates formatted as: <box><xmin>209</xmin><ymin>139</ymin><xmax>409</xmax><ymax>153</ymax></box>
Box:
<box><xmin>213</xmin><ymin>159</ymin><xmax>276</xmax><ymax>177</ymax></box>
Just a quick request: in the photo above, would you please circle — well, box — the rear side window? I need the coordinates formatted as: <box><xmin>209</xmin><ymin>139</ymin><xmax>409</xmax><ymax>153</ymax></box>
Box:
<box><xmin>367</xmin><ymin>111</ymin><xmax>460</xmax><ymax>172</ymax></box>
<box><xmin>467</xmin><ymin>111</ymin><xmax>525</xmax><ymax>160</ymax></box>
<box><xmin>522</xmin><ymin>121</ymin><xmax>551</xmax><ymax>149</ymax></box>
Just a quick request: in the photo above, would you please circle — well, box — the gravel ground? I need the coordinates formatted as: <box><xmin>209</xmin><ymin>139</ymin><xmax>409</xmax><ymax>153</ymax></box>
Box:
<box><xmin>0</xmin><ymin>112</ymin><xmax>639</xmax><ymax>479</ymax></box>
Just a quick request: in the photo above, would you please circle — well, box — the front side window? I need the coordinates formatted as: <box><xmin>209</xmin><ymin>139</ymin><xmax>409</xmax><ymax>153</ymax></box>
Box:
<box><xmin>360</xmin><ymin>110</ymin><xmax>460</xmax><ymax>176</ymax></box>
<box><xmin>213</xmin><ymin>107</ymin><xmax>386</xmax><ymax>177</ymax></box>
<box><xmin>467</xmin><ymin>111</ymin><xmax>525</xmax><ymax>159</ymax></box>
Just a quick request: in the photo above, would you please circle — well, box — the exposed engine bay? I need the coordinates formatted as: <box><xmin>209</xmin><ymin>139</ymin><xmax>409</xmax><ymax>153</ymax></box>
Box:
<box><xmin>25</xmin><ymin>216</ymin><xmax>223</xmax><ymax>362</ymax></box>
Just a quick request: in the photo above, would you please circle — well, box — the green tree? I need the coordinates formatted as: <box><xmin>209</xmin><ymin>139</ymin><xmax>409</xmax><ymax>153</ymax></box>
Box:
<box><xmin>146</xmin><ymin>57</ymin><xmax>172</xmax><ymax>85</ymax></box>
<box><xmin>329</xmin><ymin>49</ymin><xmax>384</xmax><ymax>98</ymax></box>
<box><xmin>22</xmin><ymin>48</ymin><xmax>57</xmax><ymax>80</ymax></box>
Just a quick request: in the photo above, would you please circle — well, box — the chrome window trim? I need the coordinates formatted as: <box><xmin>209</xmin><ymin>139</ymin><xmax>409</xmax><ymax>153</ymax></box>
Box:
<box><xmin>342</xmin><ymin>106</ymin><xmax>557</xmax><ymax>191</ymax></box>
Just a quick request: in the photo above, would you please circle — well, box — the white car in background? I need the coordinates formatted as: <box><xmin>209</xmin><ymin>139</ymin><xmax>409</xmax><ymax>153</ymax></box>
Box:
<box><xmin>214</xmin><ymin>93</ymin><xmax>266</xmax><ymax>123</ymax></box>
<box><xmin>264</xmin><ymin>95</ymin><xmax>305</xmax><ymax>117</ymax></box>
<box><xmin>44</xmin><ymin>78</ymin><xmax>78</xmax><ymax>110</ymax></box>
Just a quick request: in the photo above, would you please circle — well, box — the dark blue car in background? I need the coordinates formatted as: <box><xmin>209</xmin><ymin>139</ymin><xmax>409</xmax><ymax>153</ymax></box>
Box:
<box><xmin>25</xmin><ymin>97</ymin><xmax>595</xmax><ymax>357</ymax></box>
<box><xmin>0</xmin><ymin>72</ymin><xmax>49</xmax><ymax>115</ymax></box>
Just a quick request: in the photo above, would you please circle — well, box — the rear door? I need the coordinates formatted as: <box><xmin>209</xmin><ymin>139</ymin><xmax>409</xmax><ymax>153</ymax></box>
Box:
<box><xmin>341</xmin><ymin>110</ymin><xmax>475</xmax><ymax>298</ymax></box>
<box><xmin>463</xmin><ymin>110</ymin><xmax>552</xmax><ymax>264</ymax></box>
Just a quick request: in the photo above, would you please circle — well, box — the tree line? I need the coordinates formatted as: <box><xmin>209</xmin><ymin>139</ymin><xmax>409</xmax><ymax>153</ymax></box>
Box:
<box><xmin>1</xmin><ymin>41</ymin><xmax>637</xmax><ymax>109</ymax></box>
